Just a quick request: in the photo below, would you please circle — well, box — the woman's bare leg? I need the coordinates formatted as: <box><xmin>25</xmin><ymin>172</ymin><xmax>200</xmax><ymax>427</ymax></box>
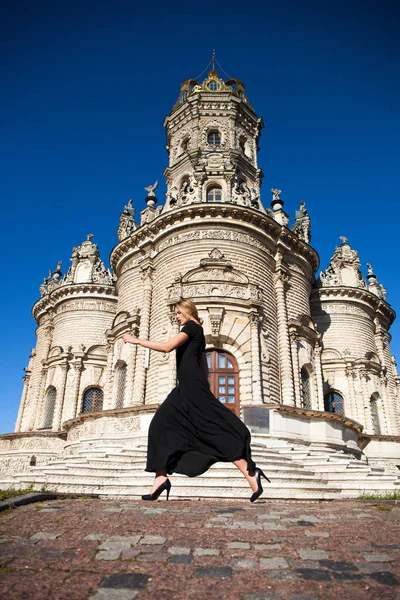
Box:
<box><xmin>233</xmin><ymin>459</ymin><xmax>258</xmax><ymax>492</ymax></box>
<box><xmin>150</xmin><ymin>469</ymin><xmax>168</xmax><ymax>493</ymax></box>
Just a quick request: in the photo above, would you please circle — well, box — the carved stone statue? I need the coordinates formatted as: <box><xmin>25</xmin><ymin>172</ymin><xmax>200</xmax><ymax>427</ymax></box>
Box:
<box><xmin>118</xmin><ymin>199</ymin><xmax>137</xmax><ymax>241</ymax></box>
<box><xmin>290</xmin><ymin>200</ymin><xmax>311</xmax><ymax>243</ymax></box>
<box><xmin>144</xmin><ymin>180</ymin><xmax>159</xmax><ymax>197</ymax></box>
<box><xmin>39</xmin><ymin>261</ymin><xmax>63</xmax><ymax>296</ymax></box>
<box><xmin>271</xmin><ymin>188</ymin><xmax>282</xmax><ymax>202</ymax></box>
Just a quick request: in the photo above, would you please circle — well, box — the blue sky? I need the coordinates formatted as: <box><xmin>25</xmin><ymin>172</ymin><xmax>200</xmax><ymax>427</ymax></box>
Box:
<box><xmin>1</xmin><ymin>0</ymin><xmax>399</xmax><ymax>433</ymax></box>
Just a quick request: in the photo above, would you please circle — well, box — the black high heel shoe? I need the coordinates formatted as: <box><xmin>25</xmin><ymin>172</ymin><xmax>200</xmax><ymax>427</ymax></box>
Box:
<box><xmin>250</xmin><ymin>468</ymin><xmax>271</xmax><ymax>503</ymax></box>
<box><xmin>142</xmin><ymin>478</ymin><xmax>171</xmax><ymax>501</ymax></box>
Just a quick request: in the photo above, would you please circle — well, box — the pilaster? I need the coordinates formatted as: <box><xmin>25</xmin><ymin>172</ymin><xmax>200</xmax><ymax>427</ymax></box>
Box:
<box><xmin>249</xmin><ymin>311</ymin><xmax>263</xmax><ymax>403</ymax></box>
<box><xmin>289</xmin><ymin>330</ymin><xmax>301</xmax><ymax>407</ymax></box>
<box><xmin>53</xmin><ymin>361</ymin><xmax>69</xmax><ymax>430</ymax></box>
<box><xmin>15</xmin><ymin>372</ymin><xmax>31</xmax><ymax>432</ymax></box>
<box><xmin>133</xmin><ymin>260</ymin><xmax>154</xmax><ymax>404</ymax></box>
<box><xmin>274</xmin><ymin>253</ymin><xmax>295</xmax><ymax>406</ymax></box>
<box><xmin>314</xmin><ymin>340</ymin><xmax>325</xmax><ymax>411</ymax></box>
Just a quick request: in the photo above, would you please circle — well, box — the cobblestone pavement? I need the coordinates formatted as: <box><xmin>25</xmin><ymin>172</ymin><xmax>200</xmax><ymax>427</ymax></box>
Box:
<box><xmin>1</xmin><ymin>497</ymin><xmax>400</xmax><ymax>599</ymax></box>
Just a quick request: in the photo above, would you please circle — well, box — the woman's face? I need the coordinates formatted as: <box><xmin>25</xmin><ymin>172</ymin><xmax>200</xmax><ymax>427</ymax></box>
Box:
<box><xmin>174</xmin><ymin>305</ymin><xmax>192</xmax><ymax>326</ymax></box>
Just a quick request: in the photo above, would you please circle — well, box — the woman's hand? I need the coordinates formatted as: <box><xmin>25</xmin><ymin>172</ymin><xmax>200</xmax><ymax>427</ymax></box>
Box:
<box><xmin>123</xmin><ymin>333</ymin><xmax>140</xmax><ymax>345</ymax></box>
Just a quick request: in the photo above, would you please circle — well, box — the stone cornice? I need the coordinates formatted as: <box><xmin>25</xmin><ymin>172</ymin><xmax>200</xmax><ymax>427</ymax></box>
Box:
<box><xmin>0</xmin><ymin>431</ymin><xmax>67</xmax><ymax>441</ymax></box>
<box><xmin>63</xmin><ymin>404</ymin><xmax>161</xmax><ymax>431</ymax></box>
<box><xmin>359</xmin><ymin>434</ymin><xmax>400</xmax><ymax>442</ymax></box>
<box><xmin>32</xmin><ymin>283</ymin><xmax>117</xmax><ymax>322</ymax></box>
<box><xmin>263</xmin><ymin>403</ymin><xmax>363</xmax><ymax>433</ymax></box>
<box><xmin>311</xmin><ymin>286</ymin><xmax>395</xmax><ymax>326</ymax></box>
<box><xmin>110</xmin><ymin>203</ymin><xmax>319</xmax><ymax>276</ymax></box>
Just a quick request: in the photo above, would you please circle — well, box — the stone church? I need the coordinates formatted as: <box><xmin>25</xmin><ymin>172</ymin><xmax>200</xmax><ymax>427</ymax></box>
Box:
<box><xmin>1</xmin><ymin>70</ymin><xmax>399</xmax><ymax>498</ymax></box>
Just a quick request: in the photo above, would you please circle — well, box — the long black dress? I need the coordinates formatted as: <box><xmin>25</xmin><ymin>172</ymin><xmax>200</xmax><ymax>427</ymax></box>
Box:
<box><xmin>145</xmin><ymin>320</ymin><xmax>256</xmax><ymax>477</ymax></box>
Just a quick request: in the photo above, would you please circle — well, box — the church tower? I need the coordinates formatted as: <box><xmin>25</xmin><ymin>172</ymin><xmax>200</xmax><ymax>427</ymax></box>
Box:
<box><xmin>163</xmin><ymin>70</ymin><xmax>265</xmax><ymax>211</ymax></box>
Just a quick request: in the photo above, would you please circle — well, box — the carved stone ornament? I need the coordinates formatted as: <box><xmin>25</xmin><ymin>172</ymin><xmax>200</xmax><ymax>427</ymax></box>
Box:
<box><xmin>167</xmin><ymin>249</ymin><xmax>261</xmax><ymax>305</ymax></box>
<box><xmin>290</xmin><ymin>201</ymin><xmax>311</xmax><ymax>243</ymax></box>
<box><xmin>60</xmin><ymin>235</ymin><xmax>115</xmax><ymax>287</ymax></box>
<box><xmin>118</xmin><ymin>199</ymin><xmax>137</xmax><ymax>241</ymax></box>
<box><xmin>39</xmin><ymin>261</ymin><xmax>63</xmax><ymax>297</ymax></box>
<box><xmin>316</xmin><ymin>237</ymin><xmax>366</xmax><ymax>290</ymax></box>
<box><xmin>366</xmin><ymin>263</ymin><xmax>387</xmax><ymax>300</ymax></box>
<box><xmin>207</xmin><ymin>307</ymin><xmax>225</xmax><ymax>340</ymax></box>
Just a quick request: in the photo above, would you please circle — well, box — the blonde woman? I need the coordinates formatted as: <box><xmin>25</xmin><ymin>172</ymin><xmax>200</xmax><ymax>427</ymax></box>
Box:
<box><xmin>123</xmin><ymin>299</ymin><xmax>269</xmax><ymax>502</ymax></box>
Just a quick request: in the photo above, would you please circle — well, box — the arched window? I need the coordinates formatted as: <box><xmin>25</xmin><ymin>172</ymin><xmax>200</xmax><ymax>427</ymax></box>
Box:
<box><xmin>42</xmin><ymin>386</ymin><xmax>56</xmax><ymax>429</ymax></box>
<box><xmin>81</xmin><ymin>387</ymin><xmax>104</xmax><ymax>414</ymax></box>
<box><xmin>180</xmin><ymin>137</ymin><xmax>189</xmax><ymax>153</ymax></box>
<box><xmin>300</xmin><ymin>367</ymin><xmax>312</xmax><ymax>409</ymax></box>
<box><xmin>207</xmin><ymin>130</ymin><xmax>221</xmax><ymax>145</ymax></box>
<box><xmin>324</xmin><ymin>391</ymin><xmax>344</xmax><ymax>415</ymax></box>
<box><xmin>207</xmin><ymin>80</ymin><xmax>220</xmax><ymax>91</ymax></box>
<box><xmin>207</xmin><ymin>185</ymin><xmax>222</xmax><ymax>202</ymax></box>
<box><xmin>206</xmin><ymin>351</ymin><xmax>240</xmax><ymax>416</ymax></box>
<box><xmin>115</xmin><ymin>363</ymin><xmax>127</xmax><ymax>409</ymax></box>
<box><xmin>370</xmin><ymin>393</ymin><xmax>381</xmax><ymax>434</ymax></box>
<box><xmin>180</xmin><ymin>176</ymin><xmax>190</xmax><ymax>192</ymax></box>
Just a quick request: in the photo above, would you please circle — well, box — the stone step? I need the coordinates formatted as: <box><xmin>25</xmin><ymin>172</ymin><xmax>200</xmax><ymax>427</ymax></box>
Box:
<box><xmin>324</xmin><ymin>473</ymin><xmax>399</xmax><ymax>482</ymax></box>
<box><xmin>24</xmin><ymin>470</ymin><xmax>328</xmax><ymax>486</ymax></box>
<box><xmin>63</xmin><ymin>462</ymin><xmax>317</xmax><ymax>476</ymax></box>
<box><xmin>11</xmin><ymin>476</ymin><xmax>343</xmax><ymax>499</ymax></box>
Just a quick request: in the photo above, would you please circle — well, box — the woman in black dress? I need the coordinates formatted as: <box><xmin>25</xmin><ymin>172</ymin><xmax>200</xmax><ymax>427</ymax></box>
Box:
<box><xmin>123</xmin><ymin>299</ymin><xmax>269</xmax><ymax>502</ymax></box>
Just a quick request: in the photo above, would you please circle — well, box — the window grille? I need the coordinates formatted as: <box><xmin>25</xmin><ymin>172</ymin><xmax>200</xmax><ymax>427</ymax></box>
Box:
<box><xmin>324</xmin><ymin>391</ymin><xmax>344</xmax><ymax>415</ymax></box>
<box><xmin>42</xmin><ymin>386</ymin><xmax>56</xmax><ymax>429</ymax></box>
<box><xmin>208</xmin><ymin>81</ymin><xmax>220</xmax><ymax>91</ymax></box>
<box><xmin>207</xmin><ymin>351</ymin><xmax>239</xmax><ymax>415</ymax></box>
<box><xmin>207</xmin><ymin>186</ymin><xmax>222</xmax><ymax>202</ymax></box>
<box><xmin>301</xmin><ymin>367</ymin><xmax>312</xmax><ymax>409</ymax></box>
<box><xmin>115</xmin><ymin>364</ymin><xmax>127</xmax><ymax>408</ymax></box>
<box><xmin>82</xmin><ymin>387</ymin><xmax>104</xmax><ymax>414</ymax></box>
<box><xmin>207</xmin><ymin>130</ymin><xmax>221</xmax><ymax>145</ymax></box>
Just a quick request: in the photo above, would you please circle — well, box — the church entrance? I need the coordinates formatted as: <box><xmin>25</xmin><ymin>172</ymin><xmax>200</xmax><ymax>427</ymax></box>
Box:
<box><xmin>206</xmin><ymin>350</ymin><xmax>240</xmax><ymax>416</ymax></box>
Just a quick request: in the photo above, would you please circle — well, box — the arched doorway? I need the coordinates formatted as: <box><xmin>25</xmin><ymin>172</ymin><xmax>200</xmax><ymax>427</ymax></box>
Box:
<box><xmin>206</xmin><ymin>350</ymin><xmax>240</xmax><ymax>416</ymax></box>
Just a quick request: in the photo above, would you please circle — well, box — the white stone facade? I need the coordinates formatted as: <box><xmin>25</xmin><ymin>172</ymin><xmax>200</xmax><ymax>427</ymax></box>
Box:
<box><xmin>1</xmin><ymin>70</ymin><xmax>399</xmax><ymax>492</ymax></box>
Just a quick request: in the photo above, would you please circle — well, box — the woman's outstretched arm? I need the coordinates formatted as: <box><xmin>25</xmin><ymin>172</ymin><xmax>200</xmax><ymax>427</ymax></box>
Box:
<box><xmin>122</xmin><ymin>331</ymin><xmax>189</xmax><ymax>353</ymax></box>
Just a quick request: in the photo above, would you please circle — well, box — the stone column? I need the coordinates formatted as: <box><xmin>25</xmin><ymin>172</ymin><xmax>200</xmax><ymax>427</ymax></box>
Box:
<box><xmin>359</xmin><ymin>369</ymin><xmax>373</xmax><ymax>433</ymax></box>
<box><xmin>274</xmin><ymin>254</ymin><xmax>295</xmax><ymax>406</ymax></box>
<box><xmin>15</xmin><ymin>372</ymin><xmax>31</xmax><ymax>432</ymax></box>
<box><xmin>33</xmin><ymin>367</ymin><xmax>49</xmax><ymax>430</ymax></box>
<box><xmin>378</xmin><ymin>373</ymin><xmax>389</xmax><ymax>435</ymax></box>
<box><xmin>133</xmin><ymin>261</ymin><xmax>154</xmax><ymax>404</ymax></box>
<box><xmin>314</xmin><ymin>340</ymin><xmax>325</xmax><ymax>411</ymax></box>
<box><xmin>168</xmin><ymin>312</ymin><xmax>179</xmax><ymax>391</ymax></box>
<box><xmin>289</xmin><ymin>331</ymin><xmax>301</xmax><ymax>407</ymax></box>
<box><xmin>249</xmin><ymin>311</ymin><xmax>263</xmax><ymax>403</ymax></box>
<box><xmin>344</xmin><ymin>366</ymin><xmax>360</xmax><ymax>424</ymax></box>
<box><xmin>126</xmin><ymin>343</ymin><xmax>139</xmax><ymax>406</ymax></box>
<box><xmin>104</xmin><ymin>340</ymin><xmax>115</xmax><ymax>410</ymax></box>
<box><xmin>71</xmin><ymin>361</ymin><xmax>84</xmax><ymax>419</ymax></box>
<box><xmin>25</xmin><ymin>323</ymin><xmax>53</xmax><ymax>430</ymax></box>
<box><xmin>53</xmin><ymin>361</ymin><xmax>69</xmax><ymax>431</ymax></box>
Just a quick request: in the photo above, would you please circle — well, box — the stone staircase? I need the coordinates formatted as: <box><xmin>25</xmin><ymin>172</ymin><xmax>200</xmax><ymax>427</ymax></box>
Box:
<box><xmin>6</xmin><ymin>434</ymin><xmax>400</xmax><ymax>500</ymax></box>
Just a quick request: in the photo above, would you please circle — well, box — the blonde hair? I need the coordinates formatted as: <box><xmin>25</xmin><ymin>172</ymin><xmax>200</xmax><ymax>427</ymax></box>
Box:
<box><xmin>175</xmin><ymin>299</ymin><xmax>204</xmax><ymax>325</ymax></box>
